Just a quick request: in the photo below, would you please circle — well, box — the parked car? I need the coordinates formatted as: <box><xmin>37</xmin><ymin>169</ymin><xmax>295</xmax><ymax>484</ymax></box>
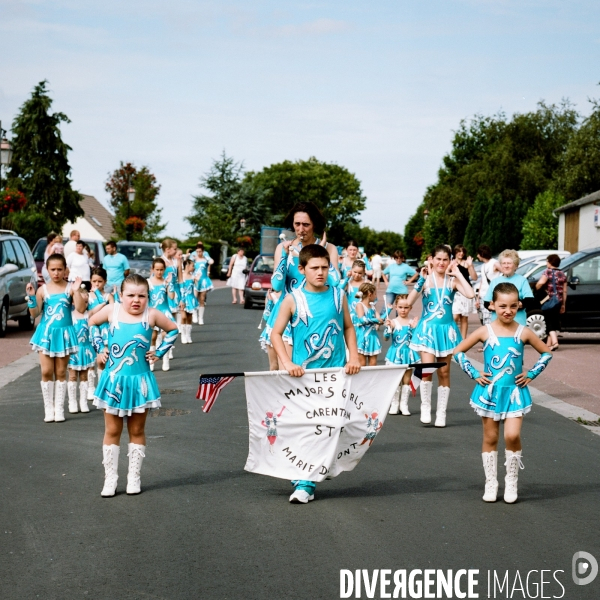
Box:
<box><xmin>0</xmin><ymin>230</ymin><xmax>38</xmax><ymax>336</ymax></box>
<box><xmin>32</xmin><ymin>237</ymin><xmax>105</xmax><ymax>285</ymax></box>
<box><xmin>116</xmin><ymin>241</ymin><xmax>161</xmax><ymax>280</ymax></box>
<box><xmin>220</xmin><ymin>256</ymin><xmax>232</xmax><ymax>280</ymax></box>
<box><xmin>527</xmin><ymin>247</ymin><xmax>600</xmax><ymax>332</ymax></box>
<box><xmin>244</xmin><ymin>255</ymin><xmax>274</xmax><ymax>309</ymax></box>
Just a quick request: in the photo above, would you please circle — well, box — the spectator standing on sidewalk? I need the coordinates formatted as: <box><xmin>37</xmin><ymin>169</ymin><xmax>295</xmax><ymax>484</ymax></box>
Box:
<box><xmin>102</xmin><ymin>241</ymin><xmax>130</xmax><ymax>296</ymax></box>
<box><xmin>64</xmin><ymin>230</ymin><xmax>80</xmax><ymax>258</ymax></box>
<box><xmin>476</xmin><ymin>244</ymin><xmax>500</xmax><ymax>325</ymax></box>
<box><xmin>67</xmin><ymin>240</ymin><xmax>92</xmax><ymax>291</ymax></box>
<box><xmin>535</xmin><ymin>254</ymin><xmax>567</xmax><ymax>351</ymax></box>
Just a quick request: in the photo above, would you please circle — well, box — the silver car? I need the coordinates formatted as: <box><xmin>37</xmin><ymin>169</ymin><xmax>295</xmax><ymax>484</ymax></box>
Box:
<box><xmin>0</xmin><ymin>230</ymin><xmax>38</xmax><ymax>336</ymax></box>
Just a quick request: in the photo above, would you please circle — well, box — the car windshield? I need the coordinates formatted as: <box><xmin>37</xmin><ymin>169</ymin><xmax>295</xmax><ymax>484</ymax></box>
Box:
<box><xmin>516</xmin><ymin>260</ymin><xmax>542</xmax><ymax>276</ymax></box>
<box><xmin>32</xmin><ymin>240</ymin><xmax>48</xmax><ymax>261</ymax></box>
<box><xmin>555</xmin><ymin>251</ymin><xmax>589</xmax><ymax>271</ymax></box>
<box><xmin>252</xmin><ymin>256</ymin><xmax>274</xmax><ymax>273</ymax></box>
<box><xmin>117</xmin><ymin>245</ymin><xmax>156</xmax><ymax>261</ymax></box>
<box><xmin>526</xmin><ymin>264</ymin><xmax>546</xmax><ymax>280</ymax></box>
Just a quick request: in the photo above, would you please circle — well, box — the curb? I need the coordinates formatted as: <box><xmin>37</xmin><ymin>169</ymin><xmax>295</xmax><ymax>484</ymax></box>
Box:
<box><xmin>0</xmin><ymin>352</ymin><xmax>39</xmax><ymax>395</ymax></box>
<box><xmin>467</xmin><ymin>355</ymin><xmax>600</xmax><ymax>437</ymax></box>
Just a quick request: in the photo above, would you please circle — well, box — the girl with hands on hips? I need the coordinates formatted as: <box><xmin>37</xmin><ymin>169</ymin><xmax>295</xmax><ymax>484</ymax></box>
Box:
<box><xmin>452</xmin><ymin>282</ymin><xmax>552</xmax><ymax>505</ymax></box>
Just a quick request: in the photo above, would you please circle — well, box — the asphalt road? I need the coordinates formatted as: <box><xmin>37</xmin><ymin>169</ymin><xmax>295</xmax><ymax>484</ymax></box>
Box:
<box><xmin>1</xmin><ymin>288</ymin><xmax>599</xmax><ymax>600</ymax></box>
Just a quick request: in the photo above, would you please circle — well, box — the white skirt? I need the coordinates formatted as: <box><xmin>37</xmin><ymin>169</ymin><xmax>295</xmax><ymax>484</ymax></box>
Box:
<box><xmin>452</xmin><ymin>291</ymin><xmax>475</xmax><ymax>317</ymax></box>
<box><xmin>227</xmin><ymin>272</ymin><xmax>246</xmax><ymax>290</ymax></box>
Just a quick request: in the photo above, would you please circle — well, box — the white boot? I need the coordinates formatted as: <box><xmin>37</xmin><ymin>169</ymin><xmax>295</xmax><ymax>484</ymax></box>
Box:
<box><xmin>41</xmin><ymin>381</ymin><xmax>54</xmax><ymax>422</ymax></box>
<box><xmin>168</xmin><ymin>347</ymin><xmax>174</xmax><ymax>359</ymax></box>
<box><xmin>162</xmin><ymin>353</ymin><xmax>170</xmax><ymax>372</ymax></box>
<box><xmin>87</xmin><ymin>369</ymin><xmax>96</xmax><ymax>400</ymax></box>
<box><xmin>68</xmin><ymin>381</ymin><xmax>79</xmax><ymax>413</ymax></box>
<box><xmin>54</xmin><ymin>380</ymin><xmax>67</xmax><ymax>422</ymax></box>
<box><xmin>192</xmin><ymin>308</ymin><xmax>198</xmax><ymax>324</ymax></box>
<box><xmin>420</xmin><ymin>380</ymin><xmax>433</xmax><ymax>424</ymax></box>
<box><xmin>149</xmin><ymin>346</ymin><xmax>156</xmax><ymax>371</ymax></box>
<box><xmin>186</xmin><ymin>324</ymin><xmax>193</xmax><ymax>344</ymax></box>
<box><xmin>399</xmin><ymin>385</ymin><xmax>411</xmax><ymax>416</ymax></box>
<box><xmin>176</xmin><ymin>311</ymin><xmax>182</xmax><ymax>333</ymax></box>
<box><xmin>388</xmin><ymin>387</ymin><xmax>400</xmax><ymax>414</ymax></box>
<box><xmin>435</xmin><ymin>386</ymin><xmax>450</xmax><ymax>427</ymax></box>
<box><xmin>504</xmin><ymin>450</ymin><xmax>524</xmax><ymax>504</ymax></box>
<box><xmin>101</xmin><ymin>444</ymin><xmax>119</xmax><ymax>497</ymax></box>
<box><xmin>482</xmin><ymin>451</ymin><xmax>498</xmax><ymax>502</ymax></box>
<box><xmin>198</xmin><ymin>306</ymin><xmax>205</xmax><ymax>325</ymax></box>
<box><xmin>126</xmin><ymin>443</ymin><xmax>146</xmax><ymax>495</ymax></box>
<box><xmin>79</xmin><ymin>381</ymin><xmax>90</xmax><ymax>412</ymax></box>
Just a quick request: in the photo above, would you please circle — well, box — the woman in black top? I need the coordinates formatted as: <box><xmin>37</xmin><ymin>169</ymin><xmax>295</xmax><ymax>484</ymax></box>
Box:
<box><xmin>452</xmin><ymin>245</ymin><xmax>477</xmax><ymax>340</ymax></box>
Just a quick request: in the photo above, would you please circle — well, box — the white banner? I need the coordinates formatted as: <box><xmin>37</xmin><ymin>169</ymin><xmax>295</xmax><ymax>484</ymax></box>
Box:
<box><xmin>243</xmin><ymin>366</ymin><xmax>407</xmax><ymax>482</ymax></box>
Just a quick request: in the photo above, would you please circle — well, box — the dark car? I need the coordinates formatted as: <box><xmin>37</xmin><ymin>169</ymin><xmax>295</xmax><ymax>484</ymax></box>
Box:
<box><xmin>0</xmin><ymin>230</ymin><xmax>38</xmax><ymax>336</ymax></box>
<box><xmin>220</xmin><ymin>256</ymin><xmax>232</xmax><ymax>280</ymax></box>
<box><xmin>244</xmin><ymin>255</ymin><xmax>274</xmax><ymax>309</ymax></box>
<box><xmin>32</xmin><ymin>237</ymin><xmax>105</xmax><ymax>286</ymax></box>
<box><xmin>116</xmin><ymin>241</ymin><xmax>161</xmax><ymax>280</ymax></box>
<box><xmin>527</xmin><ymin>247</ymin><xmax>600</xmax><ymax>332</ymax></box>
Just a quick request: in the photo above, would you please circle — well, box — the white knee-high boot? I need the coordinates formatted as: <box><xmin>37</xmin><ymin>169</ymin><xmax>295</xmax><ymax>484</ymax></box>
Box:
<box><xmin>41</xmin><ymin>381</ymin><xmax>54</xmax><ymax>422</ymax></box>
<box><xmin>126</xmin><ymin>443</ymin><xmax>146</xmax><ymax>495</ymax></box>
<box><xmin>198</xmin><ymin>306</ymin><xmax>205</xmax><ymax>325</ymax></box>
<box><xmin>162</xmin><ymin>352</ymin><xmax>170</xmax><ymax>371</ymax></box>
<box><xmin>101</xmin><ymin>444</ymin><xmax>120</xmax><ymax>497</ymax></box>
<box><xmin>435</xmin><ymin>386</ymin><xmax>450</xmax><ymax>427</ymax></box>
<box><xmin>420</xmin><ymin>380</ymin><xmax>433</xmax><ymax>424</ymax></box>
<box><xmin>399</xmin><ymin>385</ymin><xmax>411</xmax><ymax>416</ymax></box>
<box><xmin>79</xmin><ymin>381</ymin><xmax>90</xmax><ymax>412</ymax></box>
<box><xmin>176</xmin><ymin>311</ymin><xmax>182</xmax><ymax>333</ymax></box>
<box><xmin>482</xmin><ymin>451</ymin><xmax>498</xmax><ymax>502</ymax></box>
<box><xmin>186</xmin><ymin>324</ymin><xmax>193</xmax><ymax>344</ymax></box>
<box><xmin>87</xmin><ymin>369</ymin><xmax>96</xmax><ymax>400</ymax></box>
<box><xmin>192</xmin><ymin>307</ymin><xmax>198</xmax><ymax>323</ymax></box>
<box><xmin>504</xmin><ymin>450</ymin><xmax>524</xmax><ymax>504</ymax></box>
<box><xmin>54</xmin><ymin>380</ymin><xmax>67</xmax><ymax>422</ymax></box>
<box><xmin>68</xmin><ymin>381</ymin><xmax>79</xmax><ymax>413</ymax></box>
<box><xmin>388</xmin><ymin>387</ymin><xmax>400</xmax><ymax>414</ymax></box>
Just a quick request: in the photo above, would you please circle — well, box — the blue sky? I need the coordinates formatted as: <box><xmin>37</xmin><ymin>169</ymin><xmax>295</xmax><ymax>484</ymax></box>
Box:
<box><xmin>1</xmin><ymin>0</ymin><xmax>599</xmax><ymax>239</ymax></box>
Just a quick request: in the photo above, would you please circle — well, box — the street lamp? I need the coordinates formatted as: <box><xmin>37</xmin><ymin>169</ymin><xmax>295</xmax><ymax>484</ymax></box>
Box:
<box><xmin>125</xmin><ymin>175</ymin><xmax>136</xmax><ymax>241</ymax></box>
<box><xmin>239</xmin><ymin>218</ymin><xmax>246</xmax><ymax>229</ymax></box>
<box><xmin>423</xmin><ymin>208</ymin><xmax>430</xmax><ymax>221</ymax></box>
<box><xmin>0</xmin><ymin>120</ymin><xmax>14</xmax><ymax>189</ymax></box>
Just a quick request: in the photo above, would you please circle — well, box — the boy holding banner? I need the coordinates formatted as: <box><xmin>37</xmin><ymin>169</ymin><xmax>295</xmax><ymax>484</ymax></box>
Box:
<box><xmin>271</xmin><ymin>244</ymin><xmax>361</xmax><ymax>503</ymax></box>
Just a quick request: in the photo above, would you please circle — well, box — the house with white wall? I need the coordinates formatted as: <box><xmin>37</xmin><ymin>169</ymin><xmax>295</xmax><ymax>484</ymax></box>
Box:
<box><xmin>61</xmin><ymin>194</ymin><xmax>116</xmax><ymax>241</ymax></box>
<box><xmin>554</xmin><ymin>190</ymin><xmax>600</xmax><ymax>253</ymax></box>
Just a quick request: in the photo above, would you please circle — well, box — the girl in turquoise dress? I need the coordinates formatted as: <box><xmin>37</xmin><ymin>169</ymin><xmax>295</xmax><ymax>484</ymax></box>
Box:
<box><xmin>67</xmin><ymin>301</ymin><xmax>95</xmax><ymax>415</ymax></box>
<box><xmin>353</xmin><ymin>282</ymin><xmax>383</xmax><ymax>366</ymax></box>
<box><xmin>148</xmin><ymin>258</ymin><xmax>176</xmax><ymax>372</ymax></box>
<box><xmin>192</xmin><ymin>244</ymin><xmax>213</xmax><ymax>325</ymax></box>
<box><xmin>343</xmin><ymin>259</ymin><xmax>366</xmax><ymax>318</ymax></box>
<box><xmin>453</xmin><ymin>282</ymin><xmax>552</xmax><ymax>504</ymax></box>
<box><xmin>89</xmin><ymin>274</ymin><xmax>178</xmax><ymax>498</ymax></box>
<box><xmin>259</xmin><ymin>289</ymin><xmax>282</xmax><ymax>370</ymax></box>
<box><xmin>407</xmin><ymin>246</ymin><xmax>474</xmax><ymax>428</ymax></box>
<box><xmin>87</xmin><ymin>267</ymin><xmax>114</xmax><ymax>400</ymax></box>
<box><xmin>179</xmin><ymin>259</ymin><xmax>198</xmax><ymax>344</ymax></box>
<box><xmin>160</xmin><ymin>239</ymin><xmax>182</xmax><ymax>345</ymax></box>
<box><xmin>27</xmin><ymin>254</ymin><xmax>87</xmax><ymax>423</ymax></box>
<box><xmin>384</xmin><ymin>294</ymin><xmax>420</xmax><ymax>416</ymax></box>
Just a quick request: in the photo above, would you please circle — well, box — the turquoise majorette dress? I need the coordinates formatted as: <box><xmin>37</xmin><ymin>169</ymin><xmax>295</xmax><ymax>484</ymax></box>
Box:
<box><xmin>345</xmin><ymin>282</ymin><xmax>361</xmax><ymax>317</ymax></box>
<box><xmin>470</xmin><ymin>324</ymin><xmax>532</xmax><ymax>421</ymax></box>
<box><xmin>290</xmin><ymin>285</ymin><xmax>346</xmax><ymax>369</ymax></box>
<box><xmin>410</xmin><ymin>275</ymin><xmax>461</xmax><ymax>357</ymax></box>
<box><xmin>69</xmin><ymin>314</ymin><xmax>96</xmax><ymax>370</ymax></box>
<box><xmin>384</xmin><ymin>321</ymin><xmax>420</xmax><ymax>365</ymax></box>
<box><xmin>30</xmin><ymin>285</ymin><xmax>79</xmax><ymax>357</ymax></box>
<box><xmin>88</xmin><ymin>289</ymin><xmax>110</xmax><ymax>352</ymax></box>
<box><xmin>194</xmin><ymin>259</ymin><xmax>213</xmax><ymax>293</ymax></box>
<box><xmin>180</xmin><ymin>277</ymin><xmax>199</xmax><ymax>313</ymax></box>
<box><xmin>162</xmin><ymin>257</ymin><xmax>181</xmax><ymax>313</ymax></box>
<box><xmin>149</xmin><ymin>280</ymin><xmax>175</xmax><ymax>332</ymax></box>
<box><xmin>259</xmin><ymin>294</ymin><xmax>276</xmax><ymax>352</ymax></box>
<box><xmin>93</xmin><ymin>303</ymin><xmax>161</xmax><ymax>416</ymax></box>
<box><xmin>354</xmin><ymin>303</ymin><xmax>382</xmax><ymax>356</ymax></box>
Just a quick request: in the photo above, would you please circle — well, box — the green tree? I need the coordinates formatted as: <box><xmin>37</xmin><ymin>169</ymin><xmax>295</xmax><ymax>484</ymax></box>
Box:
<box><xmin>553</xmin><ymin>100</ymin><xmax>600</xmax><ymax>201</ymax></box>
<box><xmin>105</xmin><ymin>162</ymin><xmax>165</xmax><ymax>241</ymax></box>
<box><xmin>243</xmin><ymin>157</ymin><xmax>366</xmax><ymax>241</ymax></box>
<box><xmin>186</xmin><ymin>152</ymin><xmax>245</xmax><ymax>244</ymax></box>
<box><xmin>6</xmin><ymin>80</ymin><xmax>83</xmax><ymax>245</ymax></box>
<box><xmin>342</xmin><ymin>223</ymin><xmax>404</xmax><ymax>255</ymax></box>
<box><xmin>403</xmin><ymin>204</ymin><xmax>426</xmax><ymax>258</ymax></box>
<box><xmin>520</xmin><ymin>190</ymin><xmax>565</xmax><ymax>250</ymax></box>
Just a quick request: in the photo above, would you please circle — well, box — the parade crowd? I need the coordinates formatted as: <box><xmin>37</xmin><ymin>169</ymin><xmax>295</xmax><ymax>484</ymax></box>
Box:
<box><xmin>26</xmin><ymin>201</ymin><xmax>554</xmax><ymax>506</ymax></box>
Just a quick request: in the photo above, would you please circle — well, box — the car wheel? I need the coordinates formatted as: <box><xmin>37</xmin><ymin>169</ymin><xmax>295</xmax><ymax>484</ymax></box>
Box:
<box><xmin>244</xmin><ymin>296</ymin><xmax>253</xmax><ymax>309</ymax></box>
<box><xmin>0</xmin><ymin>302</ymin><xmax>7</xmax><ymax>338</ymax></box>
<box><xmin>18</xmin><ymin>312</ymin><xmax>35</xmax><ymax>331</ymax></box>
<box><xmin>527</xmin><ymin>313</ymin><xmax>547</xmax><ymax>339</ymax></box>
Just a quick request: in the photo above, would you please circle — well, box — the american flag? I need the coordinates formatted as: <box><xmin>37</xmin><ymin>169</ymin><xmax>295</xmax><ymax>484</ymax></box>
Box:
<box><xmin>196</xmin><ymin>375</ymin><xmax>237</xmax><ymax>413</ymax></box>
<box><xmin>410</xmin><ymin>364</ymin><xmax>441</xmax><ymax>396</ymax></box>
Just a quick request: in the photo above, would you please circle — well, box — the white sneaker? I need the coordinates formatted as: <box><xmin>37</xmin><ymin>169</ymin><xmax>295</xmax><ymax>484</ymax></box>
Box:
<box><xmin>289</xmin><ymin>489</ymin><xmax>314</xmax><ymax>504</ymax></box>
